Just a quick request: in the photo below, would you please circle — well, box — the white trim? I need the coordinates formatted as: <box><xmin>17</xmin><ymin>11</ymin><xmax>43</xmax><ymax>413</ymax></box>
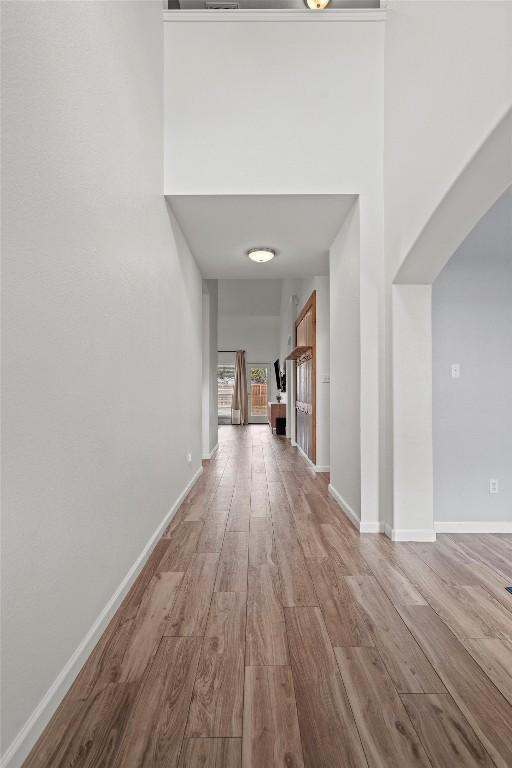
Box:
<box><xmin>435</xmin><ymin>520</ymin><xmax>512</xmax><ymax>534</ymax></box>
<box><xmin>295</xmin><ymin>443</ymin><xmax>327</xmax><ymax>473</ymax></box>
<box><xmin>359</xmin><ymin>520</ymin><xmax>384</xmax><ymax>534</ymax></box>
<box><xmin>0</xmin><ymin>466</ymin><xmax>203</xmax><ymax>768</ymax></box>
<box><xmin>202</xmin><ymin>442</ymin><xmax>218</xmax><ymax>461</ymax></box>
<box><xmin>163</xmin><ymin>8</ymin><xmax>387</xmax><ymax>23</ymax></box>
<box><xmin>328</xmin><ymin>483</ymin><xmax>359</xmax><ymax>530</ymax></box>
<box><xmin>383</xmin><ymin>522</ymin><xmax>393</xmax><ymax>539</ymax></box>
<box><xmin>328</xmin><ymin>484</ymin><xmax>384</xmax><ymax>534</ymax></box>
<box><xmin>386</xmin><ymin>527</ymin><xmax>436</xmax><ymax>542</ymax></box>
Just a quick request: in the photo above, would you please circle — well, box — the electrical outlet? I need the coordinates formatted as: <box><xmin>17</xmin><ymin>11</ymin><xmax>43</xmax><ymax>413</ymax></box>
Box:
<box><xmin>187</xmin><ymin>452</ymin><xmax>192</xmax><ymax>464</ymax></box>
<box><xmin>489</xmin><ymin>478</ymin><xmax>499</xmax><ymax>494</ymax></box>
<box><xmin>451</xmin><ymin>363</ymin><xmax>460</xmax><ymax>379</ymax></box>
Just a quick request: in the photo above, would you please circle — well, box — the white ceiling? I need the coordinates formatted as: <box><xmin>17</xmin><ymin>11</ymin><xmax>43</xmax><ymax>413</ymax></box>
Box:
<box><xmin>169</xmin><ymin>194</ymin><xmax>356</xmax><ymax>279</ymax></box>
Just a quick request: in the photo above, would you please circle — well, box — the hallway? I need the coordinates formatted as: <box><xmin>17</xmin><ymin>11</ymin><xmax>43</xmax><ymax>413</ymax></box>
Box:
<box><xmin>24</xmin><ymin>426</ymin><xmax>512</xmax><ymax>768</ymax></box>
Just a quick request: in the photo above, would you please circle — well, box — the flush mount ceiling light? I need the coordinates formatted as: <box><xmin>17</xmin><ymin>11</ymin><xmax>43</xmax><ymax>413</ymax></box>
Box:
<box><xmin>304</xmin><ymin>0</ymin><xmax>331</xmax><ymax>8</ymax></box>
<box><xmin>247</xmin><ymin>247</ymin><xmax>276</xmax><ymax>263</ymax></box>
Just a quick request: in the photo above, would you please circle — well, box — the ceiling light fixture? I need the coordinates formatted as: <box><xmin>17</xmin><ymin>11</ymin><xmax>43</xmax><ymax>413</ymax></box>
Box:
<box><xmin>304</xmin><ymin>0</ymin><xmax>331</xmax><ymax>8</ymax></box>
<box><xmin>247</xmin><ymin>247</ymin><xmax>276</xmax><ymax>263</ymax></box>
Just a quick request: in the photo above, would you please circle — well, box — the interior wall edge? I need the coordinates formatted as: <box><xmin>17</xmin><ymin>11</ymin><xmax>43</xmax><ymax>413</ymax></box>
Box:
<box><xmin>328</xmin><ymin>483</ymin><xmax>361</xmax><ymax>530</ymax></box>
<box><xmin>328</xmin><ymin>483</ymin><xmax>383</xmax><ymax>534</ymax></box>
<box><xmin>202</xmin><ymin>442</ymin><xmax>219</xmax><ymax>461</ymax></box>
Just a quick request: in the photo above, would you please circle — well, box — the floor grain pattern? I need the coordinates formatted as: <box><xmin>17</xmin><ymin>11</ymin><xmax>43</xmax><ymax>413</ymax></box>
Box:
<box><xmin>334</xmin><ymin>646</ymin><xmax>431</xmax><ymax>767</ymax></box>
<box><xmin>23</xmin><ymin>425</ymin><xmax>512</xmax><ymax>768</ymax></box>
<box><xmin>401</xmin><ymin>693</ymin><xmax>494</xmax><ymax>768</ymax></box>
<box><xmin>179</xmin><ymin>738</ymin><xmax>241</xmax><ymax>768</ymax></box>
<box><xmin>165</xmin><ymin>553</ymin><xmax>219</xmax><ymax>637</ymax></box>
<box><xmin>243</xmin><ymin>665</ymin><xmax>304</xmax><ymax>768</ymax></box>
<box><xmin>284</xmin><ymin>606</ymin><xmax>368</xmax><ymax>767</ymax></box>
<box><xmin>186</xmin><ymin>591</ymin><xmax>246</xmax><ymax>737</ymax></box>
<box><xmin>399</xmin><ymin>605</ymin><xmax>512</xmax><ymax>768</ymax></box>
<box><xmin>114</xmin><ymin>637</ymin><xmax>201</xmax><ymax>768</ymax></box>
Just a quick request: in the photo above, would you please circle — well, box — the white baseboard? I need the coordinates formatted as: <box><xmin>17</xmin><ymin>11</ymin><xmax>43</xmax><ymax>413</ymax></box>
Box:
<box><xmin>435</xmin><ymin>520</ymin><xmax>512</xmax><ymax>534</ymax></box>
<box><xmin>202</xmin><ymin>442</ymin><xmax>218</xmax><ymax>460</ymax></box>
<box><xmin>295</xmin><ymin>443</ymin><xmax>329</xmax><ymax>473</ymax></box>
<box><xmin>386</xmin><ymin>527</ymin><xmax>436</xmax><ymax>542</ymax></box>
<box><xmin>0</xmin><ymin>465</ymin><xmax>203</xmax><ymax>768</ymax></box>
<box><xmin>380</xmin><ymin>521</ymin><xmax>509</xmax><ymax>540</ymax></box>
<box><xmin>328</xmin><ymin>484</ymin><xmax>383</xmax><ymax>533</ymax></box>
<box><xmin>295</xmin><ymin>443</ymin><xmax>314</xmax><ymax>468</ymax></box>
<box><xmin>328</xmin><ymin>484</ymin><xmax>360</xmax><ymax>530</ymax></box>
<box><xmin>360</xmin><ymin>520</ymin><xmax>384</xmax><ymax>533</ymax></box>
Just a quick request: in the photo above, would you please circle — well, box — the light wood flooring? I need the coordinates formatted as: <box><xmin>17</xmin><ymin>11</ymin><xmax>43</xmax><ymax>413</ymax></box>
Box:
<box><xmin>24</xmin><ymin>425</ymin><xmax>512</xmax><ymax>767</ymax></box>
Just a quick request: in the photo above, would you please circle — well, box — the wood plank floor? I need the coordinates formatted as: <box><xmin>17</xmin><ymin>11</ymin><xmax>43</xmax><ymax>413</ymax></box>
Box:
<box><xmin>24</xmin><ymin>425</ymin><xmax>512</xmax><ymax>768</ymax></box>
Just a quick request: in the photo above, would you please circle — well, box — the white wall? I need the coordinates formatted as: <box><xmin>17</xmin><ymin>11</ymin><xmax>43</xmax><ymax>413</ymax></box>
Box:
<box><xmin>384</xmin><ymin>0</ymin><xmax>512</xmax><ymax>536</ymax></box>
<box><xmin>279</xmin><ymin>279</ymin><xmax>300</xmax><ymax>367</ymax></box>
<box><xmin>218</xmin><ymin>280</ymin><xmax>281</xmax><ymax>402</ymax></box>
<box><xmin>202</xmin><ymin>280</ymin><xmax>218</xmax><ymax>458</ymax></box>
<box><xmin>385</xmin><ymin>0</ymin><xmax>512</xmax><ymax>280</ymax></box>
<box><xmin>219</xmin><ymin>278</ymin><xmax>282</xmax><ymax>317</ymax></box>
<box><xmin>164</xmin><ymin>3</ymin><xmax>511</xmax><ymax>534</ymax></box>
<box><xmin>1</xmin><ymin>1</ymin><xmax>203</xmax><ymax>760</ymax></box>
<box><xmin>164</xmin><ymin>10</ymin><xmax>385</xmax><ymax>518</ymax></box>
<box><xmin>329</xmin><ymin>201</ymin><xmax>361</xmax><ymax>516</ymax></box>
<box><xmin>164</xmin><ymin>13</ymin><xmax>385</xmax><ymax>196</ymax></box>
<box><xmin>392</xmin><ymin>285</ymin><xmax>434</xmax><ymax>541</ymax></box>
<box><xmin>219</xmin><ymin>316</ymin><xmax>280</xmax><ymax>370</ymax></box>
<box><xmin>433</xmin><ymin>189</ymin><xmax>512</xmax><ymax>526</ymax></box>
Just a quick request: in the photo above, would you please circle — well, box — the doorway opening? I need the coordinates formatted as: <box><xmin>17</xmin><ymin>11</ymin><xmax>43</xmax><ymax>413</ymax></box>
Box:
<box><xmin>217</xmin><ymin>363</ymin><xmax>235</xmax><ymax>425</ymax></box>
<box><xmin>217</xmin><ymin>359</ymin><xmax>270</xmax><ymax>425</ymax></box>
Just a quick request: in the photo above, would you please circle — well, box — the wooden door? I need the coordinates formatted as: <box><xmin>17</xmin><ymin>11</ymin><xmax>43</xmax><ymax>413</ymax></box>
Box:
<box><xmin>295</xmin><ymin>291</ymin><xmax>316</xmax><ymax>464</ymax></box>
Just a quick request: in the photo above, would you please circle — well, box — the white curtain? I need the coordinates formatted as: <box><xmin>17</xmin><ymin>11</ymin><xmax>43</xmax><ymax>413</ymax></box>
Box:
<box><xmin>232</xmin><ymin>350</ymin><xmax>248</xmax><ymax>425</ymax></box>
